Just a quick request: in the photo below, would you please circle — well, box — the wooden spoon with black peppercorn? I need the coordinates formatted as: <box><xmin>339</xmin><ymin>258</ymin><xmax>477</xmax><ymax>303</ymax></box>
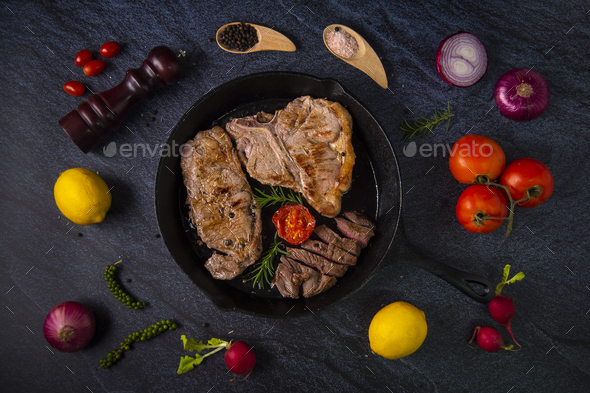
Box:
<box><xmin>216</xmin><ymin>22</ymin><xmax>296</xmax><ymax>54</ymax></box>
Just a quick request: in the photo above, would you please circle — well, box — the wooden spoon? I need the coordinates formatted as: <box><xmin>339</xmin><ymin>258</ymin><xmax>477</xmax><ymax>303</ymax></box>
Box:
<box><xmin>216</xmin><ymin>23</ymin><xmax>296</xmax><ymax>54</ymax></box>
<box><xmin>323</xmin><ymin>25</ymin><xmax>388</xmax><ymax>89</ymax></box>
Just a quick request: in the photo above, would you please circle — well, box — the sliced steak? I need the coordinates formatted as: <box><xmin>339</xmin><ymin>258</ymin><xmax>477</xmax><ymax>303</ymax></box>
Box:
<box><xmin>272</xmin><ymin>256</ymin><xmax>309</xmax><ymax>299</ymax></box>
<box><xmin>272</xmin><ymin>256</ymin><xmax>336</xmax><ymax>299</ymax></box>
<box><xmin>180</xmin><ymin>126</ymin><xmax>263</xmax><ymax>280</ymax></box>
<box><xmin>301</xmin><ymin>239</ymin><xmax>357</xmax><ymax>266</ymax></box>
<box><xmin>335</xmin><ymin>217</ymin><xmax>375</xmax><ymax>248</ymax></box>
<box><xmin>302</xmin><ymin>271</ymin><xmax>337</xmax><ymax>298</ymax></box>
<box><xmin>314</xmin><ymin>225</ymin><xmax>361</xmax><ymax>256</ymax></box>
<box><xmin>343</xmin><ymin>211</ymin><xmax>376</xmax><ymax>229</ymax></box>
<box><xmin>226</xmin><ymin>96</ymin><xmax>355</xmax><ymax>218</ymax></box>
<box><xmin>287</xmin><ymin>248</ymin><xmax>348</xmax><ymax>277</ymax></box>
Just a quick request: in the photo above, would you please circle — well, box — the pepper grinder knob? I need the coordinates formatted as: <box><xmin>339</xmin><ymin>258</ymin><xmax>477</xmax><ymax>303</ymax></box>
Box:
<box><xmin>58</xmin><ymin>45</ymin><xmax>183</xmax><ymax>153</ymax></box>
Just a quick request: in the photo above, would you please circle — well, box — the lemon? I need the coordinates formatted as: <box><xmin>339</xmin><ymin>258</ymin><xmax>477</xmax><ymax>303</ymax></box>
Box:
<box><xmin>54</xmin><ymin>168</ymin><xmax>112</xmax><ymax>225</ymax></box>
<box><xmin>368</xmin><ymin>301</ymin><xmax>427</xmax><ymax>359</ymax></box>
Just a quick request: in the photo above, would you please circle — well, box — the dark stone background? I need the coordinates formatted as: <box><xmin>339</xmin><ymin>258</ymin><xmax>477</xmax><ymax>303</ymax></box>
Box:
<box><xmin>1</xmin><ymin>0</ymin><xmax>588</xmax><ymax>392</ymax></box>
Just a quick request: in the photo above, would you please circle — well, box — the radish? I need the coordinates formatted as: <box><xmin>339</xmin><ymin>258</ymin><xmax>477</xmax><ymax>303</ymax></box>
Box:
<box><xmin>469</xmin><ymin>326</ymin><xmax>513</xmax><ymax>352</ymax></box>
<box><xmin>489</xmin><ymin>265</ymin><xmax>525</xmax><ymax>347</ymax></box>
<box><xmin>177</xmin><ymin>335</ymin><xmax>256</xmax><ymax>379</ymax></box>
<box><xmin>225</xmin><ymin>340</ymin><xmax>256</xmax><ymax>377</ymax></box>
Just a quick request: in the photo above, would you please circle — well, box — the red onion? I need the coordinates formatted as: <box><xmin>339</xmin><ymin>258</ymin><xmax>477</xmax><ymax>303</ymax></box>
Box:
<box><xmin>436</xmin><ymin>32</ymin><xmax>488</xmax><ymax>87</ymax></box>
<box><xmin>494</xmin><ymin>68</ymin><xmax>550</xmax><ymax>121</ymax></box>
<box><xmin>43</xmin><ymin>301</ymin><xmax>96</xmax><ymax>352</ymax></box>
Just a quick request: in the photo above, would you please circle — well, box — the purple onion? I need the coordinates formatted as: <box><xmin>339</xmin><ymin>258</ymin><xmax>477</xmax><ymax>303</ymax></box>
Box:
<box><xmin>436</xmin><ymin>32</ymin><xmax>488</xmax><ymax>87</ymax></box>
<box><xmin>494</xmin><ymin>68</ymin><xmax>550</xmax><ymax>121</ymax></box>
<box><xmin>43</xmin><ymin>301</ymin><xmax>96</xmax><ymax>352</ymax></box>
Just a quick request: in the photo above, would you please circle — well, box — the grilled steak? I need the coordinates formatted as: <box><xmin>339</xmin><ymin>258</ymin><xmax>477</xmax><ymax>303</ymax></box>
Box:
<box><xmin>226</xmin><ymin>96</ymin><xmax>355</xmax><ymax>218</ymax></box>
<box><xmin>272</xmin><ymin>256</ymin><xmax>337</xmax><ymax>299</ymax></box>
<box><xmin>334</xmin><ymin>217</ymin><xmax>375</xmax><ymax>248</ymax></box>
<box><xmin>287</xmin><ymin>248</ymin><xmax>348</xmax><ymax>277</ymax></box>
<box><xmin>180</xmin><ymin>126</ymin><xmax>262</xmax><ymax>280</ymax></box>
<box><xmin>301</xmin><ymin>239</ymin><xmax>357</xmax><ymax>266</ymax></box>
<box><xmin>314</xmin><ymin>225</ymin><xmax>361</xmax><ymax>256</ymax></box>
<box><xmin>343</xmin><ymin>211</ymin><xmax>376</xmax><ymax>230</ymax></box>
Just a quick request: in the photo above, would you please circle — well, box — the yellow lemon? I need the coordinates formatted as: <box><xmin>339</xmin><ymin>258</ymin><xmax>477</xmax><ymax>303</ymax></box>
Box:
<box><xmin>368</xmin><ymin>301</ymin><xmax>427</xmax><ymax>359</ymax></box>
<box><xmin>54</xmin><ymin>168</ymin><xmax>111</xmax><ymax>226</ymax></box>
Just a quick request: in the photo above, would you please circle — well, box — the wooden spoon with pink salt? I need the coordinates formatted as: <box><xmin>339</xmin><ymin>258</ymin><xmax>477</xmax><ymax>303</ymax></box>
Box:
<box><xmin>323</xmin><ymin>25</ymin><xmax>388</xmax><ymax>89</ymax></box>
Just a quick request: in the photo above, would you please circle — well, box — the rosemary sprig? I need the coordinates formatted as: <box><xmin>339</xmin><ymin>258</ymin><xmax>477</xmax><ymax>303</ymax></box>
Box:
<box><xmin>252</xmin><ymin>187</ymin><xmax>303</xmax><ymax>209</ymax></box>
<box><xmin>246</xmin><ymin>233</ymin><xmax>289</xmax><ymax>289</ymax></box>
<box><xmin>401</xmin><ymin>103</ymin><xmax>454</xmax><ymax>142</ymax></box>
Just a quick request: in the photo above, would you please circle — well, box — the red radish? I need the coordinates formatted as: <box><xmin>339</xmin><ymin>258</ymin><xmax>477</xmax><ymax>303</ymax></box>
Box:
<box><xmin>225</xmin><ymin>341</ymin><xmax>256</xmax><ymax>376</ymax></box>
<box><xmin>490</xmin><ymin>265</ymin><xmax>525</xmax><ymax>347</ymax></box>
<box><xmin>469</xmin><ymin>326</ymin><xmax>513</xmax><ymax>352</ymax></box>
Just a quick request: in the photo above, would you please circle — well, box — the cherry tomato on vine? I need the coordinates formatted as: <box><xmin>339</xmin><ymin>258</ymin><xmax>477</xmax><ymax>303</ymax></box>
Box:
<box><xmin>83</xmin><ymin>59</ymin><xmax>105</xmax><ymax>76</ymax></box>
<box><xmin>272</xmin><ymin>204</ymin><xmax>316</xmax><ymax>245</ymax></box>
<box><xmin>100</xmin><ymin>41</ymin><xmax>120</xmax><ymax>58</ymax></box>
<box><xmin>449</xmin><ymin>135</ymin><xmax>506</xmax><ymax>184</ymax></box>
<box><xmin>74</xmin><ymin>49</ymin><xmax>92</xmax><ymax>67</ymax></box>
<box><xmin>456</xmin><ymin>185</ymin><xmax>508</xmax><ymax>233</ymax></box>
<box><xmin>499</xmin><ymin>158</ymin><xmax>554</xmax><ymax>208</ymax></box>
<box><xmin>62</xmin><ymin>81</ymin><xmax>85</xmax><ymax>96</ymax></box>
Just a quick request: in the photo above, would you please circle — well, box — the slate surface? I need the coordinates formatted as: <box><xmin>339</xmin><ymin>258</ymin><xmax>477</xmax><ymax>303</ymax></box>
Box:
<box><xmin>1</xmin><ymin>0</ymin><xmax>589</xmax><ymax>392</ymax></box>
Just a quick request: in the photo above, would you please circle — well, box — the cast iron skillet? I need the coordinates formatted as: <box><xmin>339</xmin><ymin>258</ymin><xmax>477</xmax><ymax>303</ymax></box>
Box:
<box><xmin>155</xmin><ymin>72</ymin><xmax>494</xmax><ymax>316</ymax></box>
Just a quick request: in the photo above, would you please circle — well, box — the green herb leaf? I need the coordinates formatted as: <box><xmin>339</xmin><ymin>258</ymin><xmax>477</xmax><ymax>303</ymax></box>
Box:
<box><xmin>177</xmin><ymin>354</ymin><xmax>205</xmax><ymax>374</ymax></box>
<box><xmin>495</xmin><ymin>264</ymin><xmax>525</xmax><ymax>294</ymax></box>
<box><xmin>401</xmin><ymin>103</ymin><xmax>454</xmax><ymax>142</ymax></box>
<box><xmin>252</xmin><ymin>187</ymin><xmax>303</xmax><ymax>209</ymax></box>
<box><xmin>207</xmin><ymin>337</ymin><xmax>227</xmax><ymax>346</ymax></box>
<box><xmin>246</xmin><ymin>232</ymin><xmax>288</xmax><ymax>289</ymax></box>
<box><xmin>178</xmin><ymin>335</ymin><xmax>230</xmax><ymax>375</ymax></box>
<box><xmin>181</xmin><ymin>335</ymin><xmax>229</xmax><ymax>352</ymax></box>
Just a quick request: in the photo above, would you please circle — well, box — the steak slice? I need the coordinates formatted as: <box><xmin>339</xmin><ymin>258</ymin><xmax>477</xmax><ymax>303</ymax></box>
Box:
<box><xmin>180</xmin><ymin>126</ymin><xmax>263</xmax><ymax>280</ymax></box>
<box><xmin>226</xmin><ymin>96</ymin><xmax>355</xmax><ymax>218</ymax></box>
<box><xmin>334</xmin><ymin>217</ymin><xmax>375</xmax><ymax>248</ymax></box>
<box><xmin>302</xmin><ymin>270</ymin><xmax>337</xmax><ymax>298</ymax></box>
<box><xmin>343</xmin><ymin>211</ymin><xmax>376</xmax><ymax>229</ymax></box>
<box><xmin>272</xmin><ymin>256</ymin><xmax>308</xmax><ymax>299</ymax></box>
<box><xmin>287</xmin><ymin>248</ymin><xmax>348</xmax><ymax>277</ymax></box>
<box><xmin>272</xmin><ymin>256</ymin><xmax>336</xmax><ymax>299</ymax></box>
<box><xmin>314</xmin><ymin>225</ymin><xmax>361</xmax><ymax>256</ymax></box>
<box><xmin>301</xmin><ymin>239</ymin><xmax>357</xmax><ymax>266</ymax></box>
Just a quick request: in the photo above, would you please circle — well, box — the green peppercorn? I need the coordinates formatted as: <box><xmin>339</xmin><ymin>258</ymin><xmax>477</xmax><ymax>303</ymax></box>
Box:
<box><xmin>103</xmin><ymin>262</ymin><xmax>145</xmax><ymax>310</ymax></box>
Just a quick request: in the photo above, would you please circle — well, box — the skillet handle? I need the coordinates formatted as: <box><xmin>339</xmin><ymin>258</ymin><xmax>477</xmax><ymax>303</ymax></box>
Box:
<box><xmin>394</xmin><ymin>221</ymin><xmax>495</xmax><ymax>303</ymax></box>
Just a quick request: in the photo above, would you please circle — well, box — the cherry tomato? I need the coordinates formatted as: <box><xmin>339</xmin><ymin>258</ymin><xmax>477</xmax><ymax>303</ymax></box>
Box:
<box><xmin>83</xmin><ymin>59</ymin><xmax>105</xmax><ymax>76</ymax></box>
<box><xmin>456</xmin><ymin>185</ymin><xmax>508</xmax><ymax>233</ymax></box>
<box><xmin>272</xmin><ymin>204</ymin><xmax>316</xmax><ymax>245</ymax></box>
<box><xmin>499</xmin><ymin>158</ymin><xmax>554</xmax><ymax>208</ymax></box>
<box><xmin>100</xmin><ymin>41</ymin><xmax>120</xmax><ymax>58</ymax></box>
<box><xmin>62</xmin><ymin>81</ymin><xmax>85</xmax><ymax>96</ymax></box>
<box><xmin>74</xmin><ymin>49</ymin><xmax>92</xmax><ymax>67</ymax></box>
<box><xmin>449</xmin><ymin>135</ymin><xmax>506</xmax><ymax>184</ymax></box>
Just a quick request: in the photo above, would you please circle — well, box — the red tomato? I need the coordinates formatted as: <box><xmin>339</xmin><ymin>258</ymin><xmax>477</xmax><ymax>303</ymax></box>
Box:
<box><xmin>499</xmin><ymin>158</ymin><xmax>554</xmax><ymax>208</ymax></box>
<box><xmin>456</xmin><ymin>185</ymin><xmax>508</xmax><ymax>233</ymax></box>
<box><xmin>449</xmin><ymin>135</ymin><xmax>506</xmax><ymax>184</ymax></box>
<box><xmin>100</xmin><ymin>41</ymin><xmax>120</xmax><ymax>58</ymax></box>
<box><xmin>74</xmin><ymin>49</ymin><xmax>92</xmax><ymax>67</ymax></box>
<box><xmin>62</xmin><ymin>81</ymin><xmax>85</xmax><ymax>96</ymax></box>
<box><xmin>83</xmin><ymin>59</ymin><xmax>105</xmax><ymax>76</ymax></box>
<box><xmin>272</xmin><ymin>204</ymin><xmax>316</xmax><ymax>245</ymax></box>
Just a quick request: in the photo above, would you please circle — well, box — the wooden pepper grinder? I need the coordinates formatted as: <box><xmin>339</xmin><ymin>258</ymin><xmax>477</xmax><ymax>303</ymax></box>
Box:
<box><xmin>59</xmin><ymin>45</ymin><xmax>183</xmax><ymax>153</ymax></box>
